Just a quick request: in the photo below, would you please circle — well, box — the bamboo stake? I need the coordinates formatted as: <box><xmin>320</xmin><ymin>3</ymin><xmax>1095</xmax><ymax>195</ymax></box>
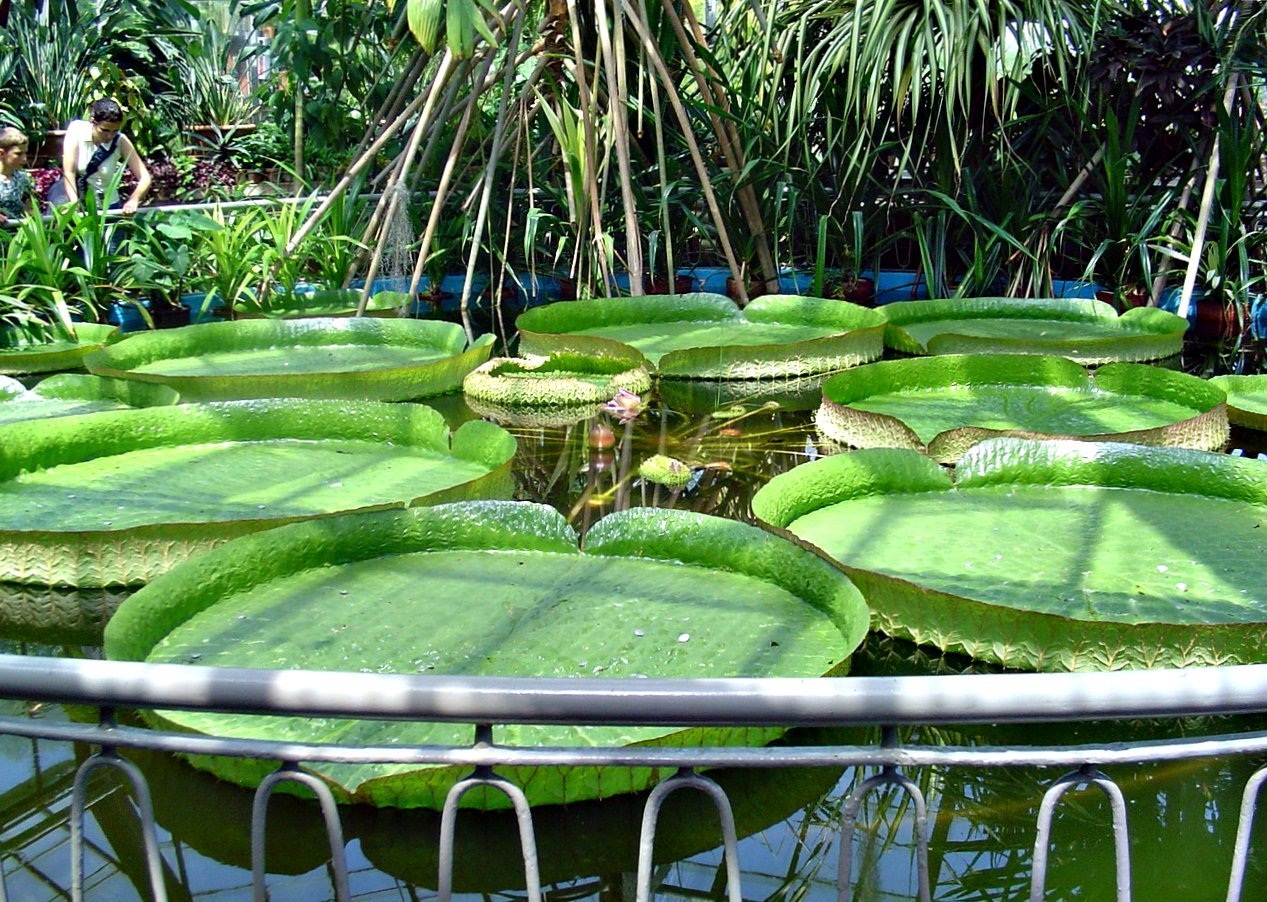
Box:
<box><xmin>286</xmin><ymin>53</ymin><xmax>458</xmax><ymax>257</ymax></box>
<box><xmin>459</xmin><ymin>12</ymin><xmax>528</xmax><ymax>340</ymax></box>
<box><xmin>373</xmin><ymin>52</ymin><xmax>494</xmax><ymax>314</ymax></box>
<box><xmin>1178</xmin><ymin>72</ymin><xmax>1241</xmax><ymax>322</ymax></box>
<box><xmin>666</xmin><ymin>0</ymin><xmax>777</xmax><ymax>293</ymax></box>
<box><xmin>355</xmin><ymin>52</ymin><xmax>467</xmax><ymax>314</ymax></box>
<box><xmin>620</xmin><ymin>0</ymin><xmax>744</xmax><ymax>300</ymax></box>
<box><xmin>352</xmin><ymin>48</ymin><xmax>428</xmax><ymax>165</ymax></box>
<box><xmin>565</xmin><ymin>0</ymin><xmax>610</xmax><ymax>294</ymax></box>
<box><xmin>594</xmin><ymin>0</ymin><xmax>644</xmax><ymax>294</ymax></box>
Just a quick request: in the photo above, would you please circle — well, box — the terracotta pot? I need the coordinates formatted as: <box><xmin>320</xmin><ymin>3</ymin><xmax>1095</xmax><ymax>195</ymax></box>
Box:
<box><xmin>1191</xmin><ymin>301</ymin><xmax>1250</xmax><ymax>344</ymax></box>
<box><xmin>836</xmin><ymin>276</ymin><xmax>876</xmax><ymax>306</ymax></box>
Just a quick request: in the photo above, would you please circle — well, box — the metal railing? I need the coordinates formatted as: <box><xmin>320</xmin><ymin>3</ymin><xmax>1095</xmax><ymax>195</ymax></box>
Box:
<box><xmin>1</xmin><ymin>652</ymin><xmax>1265</xmax><ymax>901</ymax></box>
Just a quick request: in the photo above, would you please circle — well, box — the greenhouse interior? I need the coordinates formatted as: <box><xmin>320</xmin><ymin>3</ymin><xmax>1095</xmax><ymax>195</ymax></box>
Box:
<box><xmin>2</xmin><ymin>0</ymin><xmax>1267</xmax><ymax>899</ymax></box>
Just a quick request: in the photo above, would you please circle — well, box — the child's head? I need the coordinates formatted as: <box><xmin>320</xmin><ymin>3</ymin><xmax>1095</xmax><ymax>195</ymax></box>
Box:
<box><xmin>0</xmin><ymin>127</ymin><xmax>28</xmax><ymax>151</ymax></box>
<box><xmin>0</xmin><ymin>127</ymin><xmax>28</xmax><ymax>172</ymax></box>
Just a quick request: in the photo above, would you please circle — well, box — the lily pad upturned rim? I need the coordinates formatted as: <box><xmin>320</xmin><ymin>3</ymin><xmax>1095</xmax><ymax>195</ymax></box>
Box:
<box><xmin>0</xmin><ymin>323</ymin><xmax>120</xmax><ymax>375</ymax></box>
<box><xmin>102</xmin><ymin>501</ymin><xmax>870</xmax><ymax>808</ymax></box>
<box><xmin>516</xmin><ymin>292</ymin><xmax>886</xmax><ymax>379</ymax></box>
<box><xmin>0</xmin><ymin>399</ymin><xmax>517</xmax><ymax>587</ymax></box>
<box><xmin>881</xmin><ymin>297</ymin><xmax>1187</xmax><ymax>363</ymax></box>
<box><xmin>26</xmin><ymin>373</ymin><xmax>181</xmax><ymax>408</ymax></box>
<box><xmin>752</xmin><ymin>438</ymin><xmax>1267</xmax><ymax>671</ymax></box>
<box><xmin>816</xmin><ymin>354</ymin><xmax>1228</xmax><ymax>462</ymax></box>
<box><xmin>82</xmin><ymin>317</ymin><xmax>495</xmax><ymax>401</ymax></box>
<box><xmin>1210</xmin><ymin>375</ymin><xmax>1267</xmax><ymax>432</ymax></box>
<box><xmin>462</xmin><ymin>353</ymin><xmax>652</xmax><ymax>407</ymax></box>
<box><xmin>237</xmin><ymin>288</ymin><xmax>409</xmax><ymax>319</ymax></box>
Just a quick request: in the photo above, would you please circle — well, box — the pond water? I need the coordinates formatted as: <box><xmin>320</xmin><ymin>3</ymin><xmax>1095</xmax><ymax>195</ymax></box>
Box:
<box><xmin>1</xmin><ymin>369</ymin><xmax>1266</xmax><ymax>899</ymax></box>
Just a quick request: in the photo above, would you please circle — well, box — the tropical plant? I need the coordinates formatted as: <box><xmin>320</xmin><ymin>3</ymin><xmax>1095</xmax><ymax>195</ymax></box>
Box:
<box><xmin>178</xmin><ymin>18</ymin><xmax>261</xmax><ymax>127</ymax></box>
<box><xmin>199</xmin><ymin>204</ymin><xmax>270</xmax><ymax>317</ymax></box>
<box><xmin>1</xmin><ymin>0</ymin><xmax>195</xmax><ymax>141</ymax></box>
<box><xmin>4</xmin><ymin>202</ymin><xmax>96</xmax><ymax>332</ymax></box>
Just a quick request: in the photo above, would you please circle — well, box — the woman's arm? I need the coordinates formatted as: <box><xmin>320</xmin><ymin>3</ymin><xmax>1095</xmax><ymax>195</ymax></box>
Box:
<box><xmin>119</xmin><ymin>134</ymin><xmax>150</xmax><ymax>215</ymax></box>
<box><xmin>59</xmin><ymin>122</ymin><xmax>81</xmax><ymax>204</ymax></box>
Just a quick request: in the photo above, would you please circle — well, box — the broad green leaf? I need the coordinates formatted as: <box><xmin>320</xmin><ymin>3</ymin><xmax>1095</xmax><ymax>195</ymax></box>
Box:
<box><xmin>103</xmin><ymin>502</ymin><xmax>870</xmax><ymax>808</ymax></box>
<box><xmin>753</xmin><ymin>438</ymin><xmax>1267</xmax><ymax>672</ymax></box>
<box><xmin>405</xmin><ymin>0</ymin><xmax>444</xmax><ymax>54</ymax></box>
<box><xmin>463</xmin><ymin>354</ymin><xmax>651</xmax><ymax>407</ymax></box>
<box><xmin>881</xmin><ymin>297</ymin><xmax>1186</xmax><ymax>364</ymax></box>
<box><xmin>446</xmin><ymin>0</ymin><xmax>476</xmax><ymax>59</ymax></box>
<box><xmin>0</xmin><ymin>374</ymin><xmax>179</xmax><ymax>427</ymax></box>
<box><xmin>84</xmin><ymin>317</ymin><xmax>494</xmax><ymax>402</ymax></box>
<box><xmin>0</xmin><ymin>323</ymin><xmax>119</xmax><ymax>376</ymax></box>
<box><xmin>0</xmin><ymin>400</ymin><xmax>516</xmax><ymax>587</ymax></box>
<box><xmin>517</xmin><ymin>293</ymin><xmax>885</xmax><ymax>379</ymax></box>
<box><xmin>1210</xmin><ymin>375</ymin><xmax>1267</xmax><ymax>432</ymax></box>
<box><xmin>818</xmin><ymin>355</ymin><xmax>1228</xmax><ymax>462</ymax></box>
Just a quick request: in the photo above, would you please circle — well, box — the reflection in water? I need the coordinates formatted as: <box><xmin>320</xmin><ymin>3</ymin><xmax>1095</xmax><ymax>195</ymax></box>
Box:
<box><xmin>1</xmin><ymin>376</ymin><xmax>1266</xmax><ymax>897</ymax></box>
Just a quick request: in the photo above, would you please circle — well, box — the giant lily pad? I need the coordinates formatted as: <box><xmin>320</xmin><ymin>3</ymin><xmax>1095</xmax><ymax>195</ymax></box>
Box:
<box><xmin>1210</xmin><ymin>375</ymin><xmax>1267</xmax><ymax>431</ymax></box>
<box><xmin>102</xmin><ymin>501</ymin><xmax>870</xmax><ymax>809</ymax></box>
<box><xmin>83</xmin><ymin>317</ymin><xmax>494</xmax><ymax>402</ymax></box>
<box><xmin>0</xmin><ymin>323</ymin><xmax>119</xmax><ymax>375</ymax></box>
<box><xmin>817</xmin><ymin>354</ymin><xmax>1228</xmax><ymax>462</ymax></box>
<box><xmin>463</xmin><ymin>353</ymin><xmax>651</xmax><ymax>407</ymax></box>
<box><xmin>516</xmin><ymin>293</ymin><xmax>885</xmax><ymax>379</ymax></box>
<box><xmin>0</xmin><ymin>400</ymin><xmax>515</xmax><ymax>587</ymax></box>
<box><xmin>752</xmin><ymin>438</ymin><xmax>1267</xmax><ymax>671</ymax></box>
<box><xmin>238</xmin><ymin>288</ymin><xmax>409</xmax><ymax>319</ymax></box>
<box><xmin>882</xmin><ymin>297</ymin><xmax>1186</xmax><ymax>363</ymax></box>
<box><xmin>0</xmin><ymin>374</ymin><xmax>179</xmax><ymax>426</ymax></box>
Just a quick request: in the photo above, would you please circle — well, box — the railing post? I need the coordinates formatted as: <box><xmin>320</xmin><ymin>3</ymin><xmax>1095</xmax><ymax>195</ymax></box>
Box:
<box><xmin>1031</xmin><ymin>765</ymin><xmax>1131</xmax><ymax>902</ymax></box>
<box><xmin>251</xmin><ymin>761</ymin><xmax>349</xmax><ymax>902</ymax></box>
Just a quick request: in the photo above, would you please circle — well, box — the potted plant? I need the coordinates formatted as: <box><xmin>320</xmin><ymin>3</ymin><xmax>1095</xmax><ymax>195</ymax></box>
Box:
<box><xmin>200</xmin><ymin>205</ymin><xmax>270</xmax><ymax>319</ymax></box>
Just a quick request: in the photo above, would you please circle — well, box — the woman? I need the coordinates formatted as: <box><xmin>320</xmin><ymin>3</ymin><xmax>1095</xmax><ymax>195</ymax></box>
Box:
<box><xmin>0</xmin><ymin>127</ymin><xmax>35</xmax><ymax>223</ymax></box>
<box><xmin>55</xmin><ymin>98</ymin><xmax>151</xmax><ymax>213</ymax></box>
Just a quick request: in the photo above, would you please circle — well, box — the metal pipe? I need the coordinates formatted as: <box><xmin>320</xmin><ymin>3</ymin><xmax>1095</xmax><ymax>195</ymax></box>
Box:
<box><xmin>2</xmin><ymin>654</ymin><xmax>1266</xmax><ymax>727</ymax></box>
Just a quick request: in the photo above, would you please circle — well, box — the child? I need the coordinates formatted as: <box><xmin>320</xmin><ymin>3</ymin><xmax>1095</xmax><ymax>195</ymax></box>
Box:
<box><xmin>0</xmin><ymin>127</ymin><xmax>34</xmax><ymax>223</ymax></box>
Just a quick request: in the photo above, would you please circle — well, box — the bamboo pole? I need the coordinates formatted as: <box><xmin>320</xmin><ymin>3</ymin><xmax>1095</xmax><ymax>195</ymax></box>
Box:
<box><xmin>565</xmin><ymin>0</ymin><xmax>610</xmax><ymax>294</ymax></box>
<box><xmin>669</xmin><ymin>0</ymin><xmax>778</xmax><ymax>293</ymax></box>
<box><xmin>459</xmin><ymin>13</ymin><xmax>529</xmax><ymax>340</ymax></box>
<box><xmin>1177</xmin><ymin>72</ymin><xmax>1241</xmax><ymax>322</ymax></box>
<box><xmin>286</xmin><ymin>54</ymin><xmax>458</xmax><ymax>257</ymax></box>
<box><xmin>594</xmin><ymin>0</ymin><xmax>644</xmax><ymax>295</ymax></box>
<box><xmin>619</xmin><ymin>0</ymin><xmax>744</xmax><ymax>300</ymax></box>
<box><xmin>354</xmin><ymin>51</ymin><xmax>465</xmax><ymax>314</ymax></box>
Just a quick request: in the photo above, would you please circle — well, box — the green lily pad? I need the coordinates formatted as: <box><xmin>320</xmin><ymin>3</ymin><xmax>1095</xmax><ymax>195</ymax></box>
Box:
<box><xmin>1210</xmin><ymin>375</ymin><xmax>1267</xmax><ymax>431</ymax></box>
<box><xmin>882</xmin><ymin>297</ymin><xmax>1186</xmax><ymax>363</ymax></box>
<box><xmin>0</xmin><ymin>374</ymin><xmax>180</xmax><ymax>426</ymax></box>
<box><xmin>517</xmin><ymin>293</ymin><xmax>885</xmax><ymax>379</ymax></box>
<box><xmin>0</xmin><ymin>323</ymin><xmax>120</xmax><ymax>375</ymax></box>
<box><xmin>463</xmin><ymin>353</ymin><xmax>651</xmax><ymax>407</ymax></box>
<box><xmin>817</xmin><ymin>354</ymin><xmax>1228</xmax><ymax>462</ymax></box>
<box><xmin>83</xmin><ymin>317</ymin><xmax>494</xmax><ymax>402</ymax></box>
<box><xmin>103</xmin><ymin>501</ymin><xmax>870</xmax><ymax>809</ymax></box>
<box><xmin>753</xmin><ymin>438</ymin><xmax>1267</xmax><ymax>671</ymax></box>
<box><xmin>0</xmin><ymin>400</ymin><xmax>516</xmax><ymax>587</ymax></box>
<box><xmin>238</xmin><ymin>288</ymin><xmax>409</xmax><ymax>319</ymax></box>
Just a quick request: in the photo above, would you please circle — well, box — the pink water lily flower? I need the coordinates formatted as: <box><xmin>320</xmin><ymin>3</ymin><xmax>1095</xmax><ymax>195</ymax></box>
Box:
<box><xmin>603</xmin><ymin>388</ymin><xmax>643</xmax><ymax>422</ymax></box>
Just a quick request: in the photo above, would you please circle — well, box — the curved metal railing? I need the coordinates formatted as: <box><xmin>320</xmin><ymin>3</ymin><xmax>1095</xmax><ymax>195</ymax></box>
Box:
<box><xmin>1</xmin><ymin>653</ymin><xmax>1265</xmax><ymax>901</ymax></box>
